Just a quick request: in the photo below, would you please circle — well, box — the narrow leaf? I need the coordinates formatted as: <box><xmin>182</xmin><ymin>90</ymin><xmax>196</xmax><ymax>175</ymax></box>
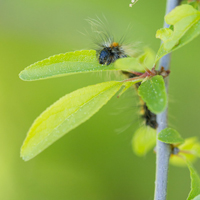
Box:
<box><xmin>138</xmin><ymin>75</ymin><xmax>167</xmax><ymax>114</ymax></box>
<box><xmin>164</xmin><ymin>5</ymin><xmax>200</xmax><ymax>50</ymax></box>
<box><xmin>21</xmin><ymin>81</ymin><xmax>123</xmax><ymax>161</ymax></box>
<box><xmin>187</xmin><ymin>161</ymin><xmax>200</xmax><ymax>200</ymax></box>
<box><xmin>114</xmin><ymin>47</ymin><xmax>155</xmax><ymax>72</ymax></box>
<box><xmin>156</xmin><ymin>5</ymin><xmax>200</xmax><ymax>62</ymax></box>
<box><xmin>165</xmin><ymin>4</ymin><xmax>199</xmax><ymax>24</ymax></box>
<box><xmin>19</xmin><ymin>50</ymin><xmax>117</xmax><ymax>81</ymax></box>
<box><xmin>158</xmin><ymin>128</ymin><xmax>184</xmax><ymax>144</ymax></box>
<box><xmin>114</xmin><ymin>57</ymin><xmax>145</xmax><ymax>72</ymax></box>
<box><xmin>132</xmin><ymin>126</ymin><xmax>156</xmax><ymax>156</ymax></box>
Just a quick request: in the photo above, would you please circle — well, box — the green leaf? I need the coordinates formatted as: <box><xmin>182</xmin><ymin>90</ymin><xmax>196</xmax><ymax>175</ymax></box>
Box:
<box><xmin>114</xmin><ymin>47</ymin><xmax>155</xmax><ymax>72</ymax></box>
<box><xmin>158</xmin><ymin>128</ymin><xmax>184</xmax><ymax>144</ymax></box>
<box><xmin>164</xmin><ymin>4</ymin><xmax>200</xmax><ymax>50</ymax></box>
<box><xmin>165</xmin><ymin>4</ymin><xmax>199</xmax><ymax>24</ymax></box>
<box><xmin>138</xmin><ymin>47</ymin><xmax>156</xmax><ymax>69</ymax></box>
<box><xmin>132</xmin><ymin>126</ymin><xmax>156</xmax><ymax>156</ymax></box>
<box><xmin>156</xmin><ymin>5</ymin><xmax>200</xmax><ymax>62</ymax></box>
<box><xmin>21</xmin><ymin>81</ymin><xmax>123</xmax><ymax>161</ymax></box>
<box><xmin>192</xmin><ymin>194</ymin><xmax>200</xmax><ymax>200</ymax></box>
<box><xmin>187</xmin><ymin>161</ymin><xmax>200</xmax><ymax>200</ymax></box>
<box><xmin>170</xmin><ymin>137</ymin><xmax>200</xmax><ymax>166</ymax></box>
<box><xmin>156</xmin><ymin>28</ymin><xmax>173</xmax><ymax>42</ymax></box>
<box><xmin>114</xmin><ymin>57</ymin><xmax>144</xmax><ymax>72</ymax></box>
<box><xmin>138</xmin><ymin>75</ymin><xmax>167</xmax><ymax>114</ymax></box>
<box><xmin>180</xmin><ymin>137</ymin><xmax>200</xmax><ymax>156</ymax></box>
<box><xmin>19</xmin><ymin>50</ymin><xmax>118</xmax><ymax>81</ymax></box>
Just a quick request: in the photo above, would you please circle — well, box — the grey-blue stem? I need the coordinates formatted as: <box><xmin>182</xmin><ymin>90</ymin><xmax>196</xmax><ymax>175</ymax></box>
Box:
<box><xmin>154</xmin><ymin>0</ymin><xmax>181</xmax><ymax>200</ymax></box>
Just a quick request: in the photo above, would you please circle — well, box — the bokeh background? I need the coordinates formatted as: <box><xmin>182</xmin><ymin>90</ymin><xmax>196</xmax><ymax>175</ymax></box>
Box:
<box><xmin>1</xmin><ymin>0</ymin><xmax>200</xmax><ymax>199</ymax></box>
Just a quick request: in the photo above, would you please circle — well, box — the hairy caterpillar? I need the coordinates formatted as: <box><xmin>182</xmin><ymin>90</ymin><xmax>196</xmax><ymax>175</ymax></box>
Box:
<box><xmin>89</xmin><ymin>17</ymin><xmax>158</xmax><ymax>130</ymax></box>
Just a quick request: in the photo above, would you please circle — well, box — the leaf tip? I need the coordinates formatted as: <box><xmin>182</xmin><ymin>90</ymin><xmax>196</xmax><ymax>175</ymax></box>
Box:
<box><xmin>21</xmin><ymin>156</ymin><xmax>29</xmax><ymax>162</ymax></box>
<box><xmin>20</xmin><ymin>147</ymin><xmax>34</xmax><ymax>161</ymax></box>
<box><xmin>19</xmin><ymin>70</ymin><xmax>27</xmax><ymax>81</ymax></box>
<box><xmin>20</xmin><ymin>150</ymin><xmax>29</xmax><ymax>162</ymax></box>
<box><xmin>20</xmin><ymin>142</ymin><xmax>34</xmax><ymax>161</ymax></box>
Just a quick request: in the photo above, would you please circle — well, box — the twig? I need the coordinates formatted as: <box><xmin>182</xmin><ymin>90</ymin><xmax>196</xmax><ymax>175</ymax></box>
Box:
<box><xmin>154</xmin><ymin>0</ymin><xmax>181</xmax><ymax>200</ymax></box>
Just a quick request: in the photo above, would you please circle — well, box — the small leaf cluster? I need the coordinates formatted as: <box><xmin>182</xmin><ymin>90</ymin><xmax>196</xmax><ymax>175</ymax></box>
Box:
<box><xmin>156</xmin><ymin>3</ymin><xmax>200</xmax><ymax>61</ymax></box>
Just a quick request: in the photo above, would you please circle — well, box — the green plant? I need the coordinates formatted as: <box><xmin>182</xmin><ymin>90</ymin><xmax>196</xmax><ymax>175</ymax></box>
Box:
<box><xmin>19</xmin><ymin>1</ymin><xmax>200</xmax><ymax>200</ymax></box>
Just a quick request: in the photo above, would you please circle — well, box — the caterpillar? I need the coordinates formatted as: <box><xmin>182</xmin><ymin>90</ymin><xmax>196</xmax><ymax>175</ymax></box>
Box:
<box><xmin>90</xmin><ymin>17</ymin><xmax>158</xmax><ymax>130</ymax></box>
<box><xmin>97</xmin><ymin>41</ymin><xmax>127</xmax><ymax>65</ymax></box>
<box><xmin>96</xmin><ymin>38</ymin><xmax>158</xmax><ymax>130</ymax></box>
<box><xmin>120</xmin><ymin>72</ymin><xmax>158</xmax><ymax>129</ymax></box>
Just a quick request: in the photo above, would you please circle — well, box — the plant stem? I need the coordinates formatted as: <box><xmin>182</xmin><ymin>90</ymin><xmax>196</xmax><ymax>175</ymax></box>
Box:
<box><xmin>154</xmin><ymin>0</ymin><xmax>181</xmax><ymax>200</ymax></box>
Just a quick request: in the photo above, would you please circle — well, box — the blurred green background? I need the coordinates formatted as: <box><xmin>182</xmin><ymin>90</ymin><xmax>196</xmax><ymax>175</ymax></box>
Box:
<box><xmin>1</xmin><ymin>0</ymin><xmax>200</xmax><ymax>199</ymax></box>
